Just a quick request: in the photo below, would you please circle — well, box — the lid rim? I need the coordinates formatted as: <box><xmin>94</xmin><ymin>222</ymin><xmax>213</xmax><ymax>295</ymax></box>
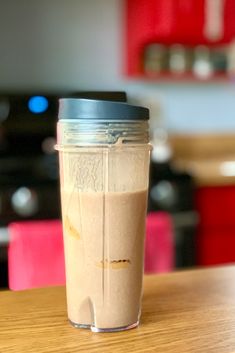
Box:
<box><xmin>58</xmin><ymin>98</ymin><xmax>149</xmax><ymax>121</ymax></box>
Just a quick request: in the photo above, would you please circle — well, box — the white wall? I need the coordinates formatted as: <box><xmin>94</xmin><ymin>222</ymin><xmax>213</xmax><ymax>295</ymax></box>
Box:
<box><xmin>0</xmin><ymin>0</ymin><xmax>124</xmax><ymax>91</ymax></box>
<box><xmin>0</xmin><ymin>0</ymin><xmax>235</xmax><ymax>133</ymax></box>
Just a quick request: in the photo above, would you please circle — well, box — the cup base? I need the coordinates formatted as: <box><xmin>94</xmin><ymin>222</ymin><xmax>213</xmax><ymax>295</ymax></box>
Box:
<box><xmin>69</xmin><ymin>319</ymin><xmax>90</xmax><ymax>330</ymax></box>
<box><xmin>69</xmin><ymin>319</ymin><xmax>139</xmax><ymax>333</ymax></box>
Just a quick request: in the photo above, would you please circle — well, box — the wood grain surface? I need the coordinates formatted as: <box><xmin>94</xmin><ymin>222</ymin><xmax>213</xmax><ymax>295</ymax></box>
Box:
<box><xmin>169</xmin><ymin>134</ymin><xmax>235</xmax><ymax>186</ymax></box>
<box><xmin>1</xmin><ymin>266</ymin><xmax>235</xmax><ymax>353</ymax></box>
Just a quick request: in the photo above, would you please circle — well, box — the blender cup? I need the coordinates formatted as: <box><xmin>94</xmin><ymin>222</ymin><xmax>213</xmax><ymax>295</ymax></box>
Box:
<box><xmin>55</xmin><ymin>98</ymin><xmax>151</xmax><ymax>332</ymax></box>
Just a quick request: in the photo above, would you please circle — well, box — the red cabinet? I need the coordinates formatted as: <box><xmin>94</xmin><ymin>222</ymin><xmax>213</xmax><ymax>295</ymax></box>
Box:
<box><xmin>125</xmin><ymin>0</ymin><xmax>235</xmax><ymax>77</ymax></box>
<box><xmin>196</xmin><ymin>186</ymin><xmax>235</xmax><ymax>265</ymax></box>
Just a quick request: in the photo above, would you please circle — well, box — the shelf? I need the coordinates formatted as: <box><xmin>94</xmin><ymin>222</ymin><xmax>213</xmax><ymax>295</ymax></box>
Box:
<box><xmin>126</xmin><ymin>72</ymin><xmax>233</xmax><ymax>83</ymax></box>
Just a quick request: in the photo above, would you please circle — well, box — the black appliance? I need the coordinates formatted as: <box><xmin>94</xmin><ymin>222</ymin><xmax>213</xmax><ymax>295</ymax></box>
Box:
<box><xmin>148</xmin><ymin>160</ymin><xmax>197</xmax><ymax>268</ymax></box>
<box><xmin>0</xmin><ymin>91</ymin><xmax>127</xmax><ymax>224</ymax></box>
<box><xmin>0</xmin><ymin>91</ymin><xmax>127</xmax><ymax>287</ymax></box>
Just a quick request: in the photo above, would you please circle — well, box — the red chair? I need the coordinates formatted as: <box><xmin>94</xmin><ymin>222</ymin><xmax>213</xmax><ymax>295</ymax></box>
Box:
<box><xmin>8</xmin><ymin>212</ymin><xmax>174</xmax><ymax>290</ymax></box>
<box><xmin>8</xmin><ymin>220</ymin><xmax>65</xmax><ymax>290</ymax></box>
<box><xmin>145</xmin><ymin>212</ymin><xmax>174</xmax><ymax>273</ymax></box>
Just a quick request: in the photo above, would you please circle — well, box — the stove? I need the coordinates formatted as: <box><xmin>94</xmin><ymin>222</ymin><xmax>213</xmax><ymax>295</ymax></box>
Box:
<box><xmin>0</xmin><ymin>91</ymin><xmax>127</xmax><ymax>287</ymax></box>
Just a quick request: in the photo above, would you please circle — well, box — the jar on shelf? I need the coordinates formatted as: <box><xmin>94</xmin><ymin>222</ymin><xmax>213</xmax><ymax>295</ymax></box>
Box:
<box><xmin>169</xmin><ymin>45</ymin><xmax>194</xmax><ymax>75</ymax></box>
<box><xmin>143</xmin><ymin>44</ymin><xmax>168</xmax><ymax>75</ymax></box>
<box><xmin>211</xmin><ymin>47</ymin><xmax>227</xmax><ymax>73</ymax></box>
<box><xmin>227</xmin><ymin>41</ymin><xmax>235</xmax><ymax>77</ymax></box>
<box><xmin>193</xmin><ymin>46</ymin><xmax>214</xmax><ymax>79</ymax></box>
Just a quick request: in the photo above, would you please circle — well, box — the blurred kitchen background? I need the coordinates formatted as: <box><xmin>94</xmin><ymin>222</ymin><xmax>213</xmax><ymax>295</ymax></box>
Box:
<box><xmin>1</xmin><ymin>0</ymin><xmax>235</xmax><ymax>289</ymax></box>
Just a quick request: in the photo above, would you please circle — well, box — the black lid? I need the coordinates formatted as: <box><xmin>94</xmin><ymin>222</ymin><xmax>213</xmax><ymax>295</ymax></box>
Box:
<box><xmin>58</xmin><ymin>98</ymin><xmax>149</xmax><ymax>121</ymax></box>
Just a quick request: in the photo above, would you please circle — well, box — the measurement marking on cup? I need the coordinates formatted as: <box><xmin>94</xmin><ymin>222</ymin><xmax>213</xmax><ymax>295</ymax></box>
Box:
<box><xmin>96</xmin><ymin>259</ymin><xmax>131</xmax><ymax>269</ymax></box>
<box><xmin>102</xmin><ymin>147</ymin><xmax>110</xmax><ymax>305</ymax></box>
<box><xmin>102</xmin><ymin>150</ymin><xmax>105</xmax><ymax>306</ymax></box>
<box><xmin>105</xmin><ymin>148</ymin><xmax>110</xmax><ymax>305</ymax></box>
<box><xmin>77</xmin><ymin>187</ymin><xmax>86</xmax><ymax>264</ymax></box>
<box><xmin>102</xmin><ymin>192</ymin><xmax>105</xmax><ymax>305</ymax></box>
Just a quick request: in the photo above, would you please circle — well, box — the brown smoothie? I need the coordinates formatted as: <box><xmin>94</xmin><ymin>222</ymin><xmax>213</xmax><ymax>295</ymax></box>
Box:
<box><xmin>61</xmin><ymin>188</ymin><xmax>148</xmax><ymax>330</ymax></box>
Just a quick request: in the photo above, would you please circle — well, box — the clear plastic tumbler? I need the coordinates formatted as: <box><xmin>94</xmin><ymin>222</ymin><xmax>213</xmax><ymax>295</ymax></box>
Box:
<box><xmin>55</xmin><ymin>98</ymin><xmax>151</xmax><ymax>332</ymax></box>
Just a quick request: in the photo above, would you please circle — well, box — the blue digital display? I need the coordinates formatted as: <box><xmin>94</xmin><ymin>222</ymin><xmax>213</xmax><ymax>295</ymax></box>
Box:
<box><xmin>28</xmin><ymin>96</ymin><xmax>49</xmax><ymax>114</ymax></box>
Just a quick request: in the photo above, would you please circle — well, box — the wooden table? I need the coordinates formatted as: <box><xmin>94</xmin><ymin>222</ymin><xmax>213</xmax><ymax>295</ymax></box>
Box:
<box><xmin>1</xmin><ymin>266</ymin><xmax>235</xmax><ymax>353</ymax></box>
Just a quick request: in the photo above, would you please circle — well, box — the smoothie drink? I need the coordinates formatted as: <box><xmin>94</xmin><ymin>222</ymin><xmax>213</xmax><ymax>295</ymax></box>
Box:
<box><xmin>56</xmin><ymin>98</ymin><xmax>151</xmax><ymax>332</ymax></box>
